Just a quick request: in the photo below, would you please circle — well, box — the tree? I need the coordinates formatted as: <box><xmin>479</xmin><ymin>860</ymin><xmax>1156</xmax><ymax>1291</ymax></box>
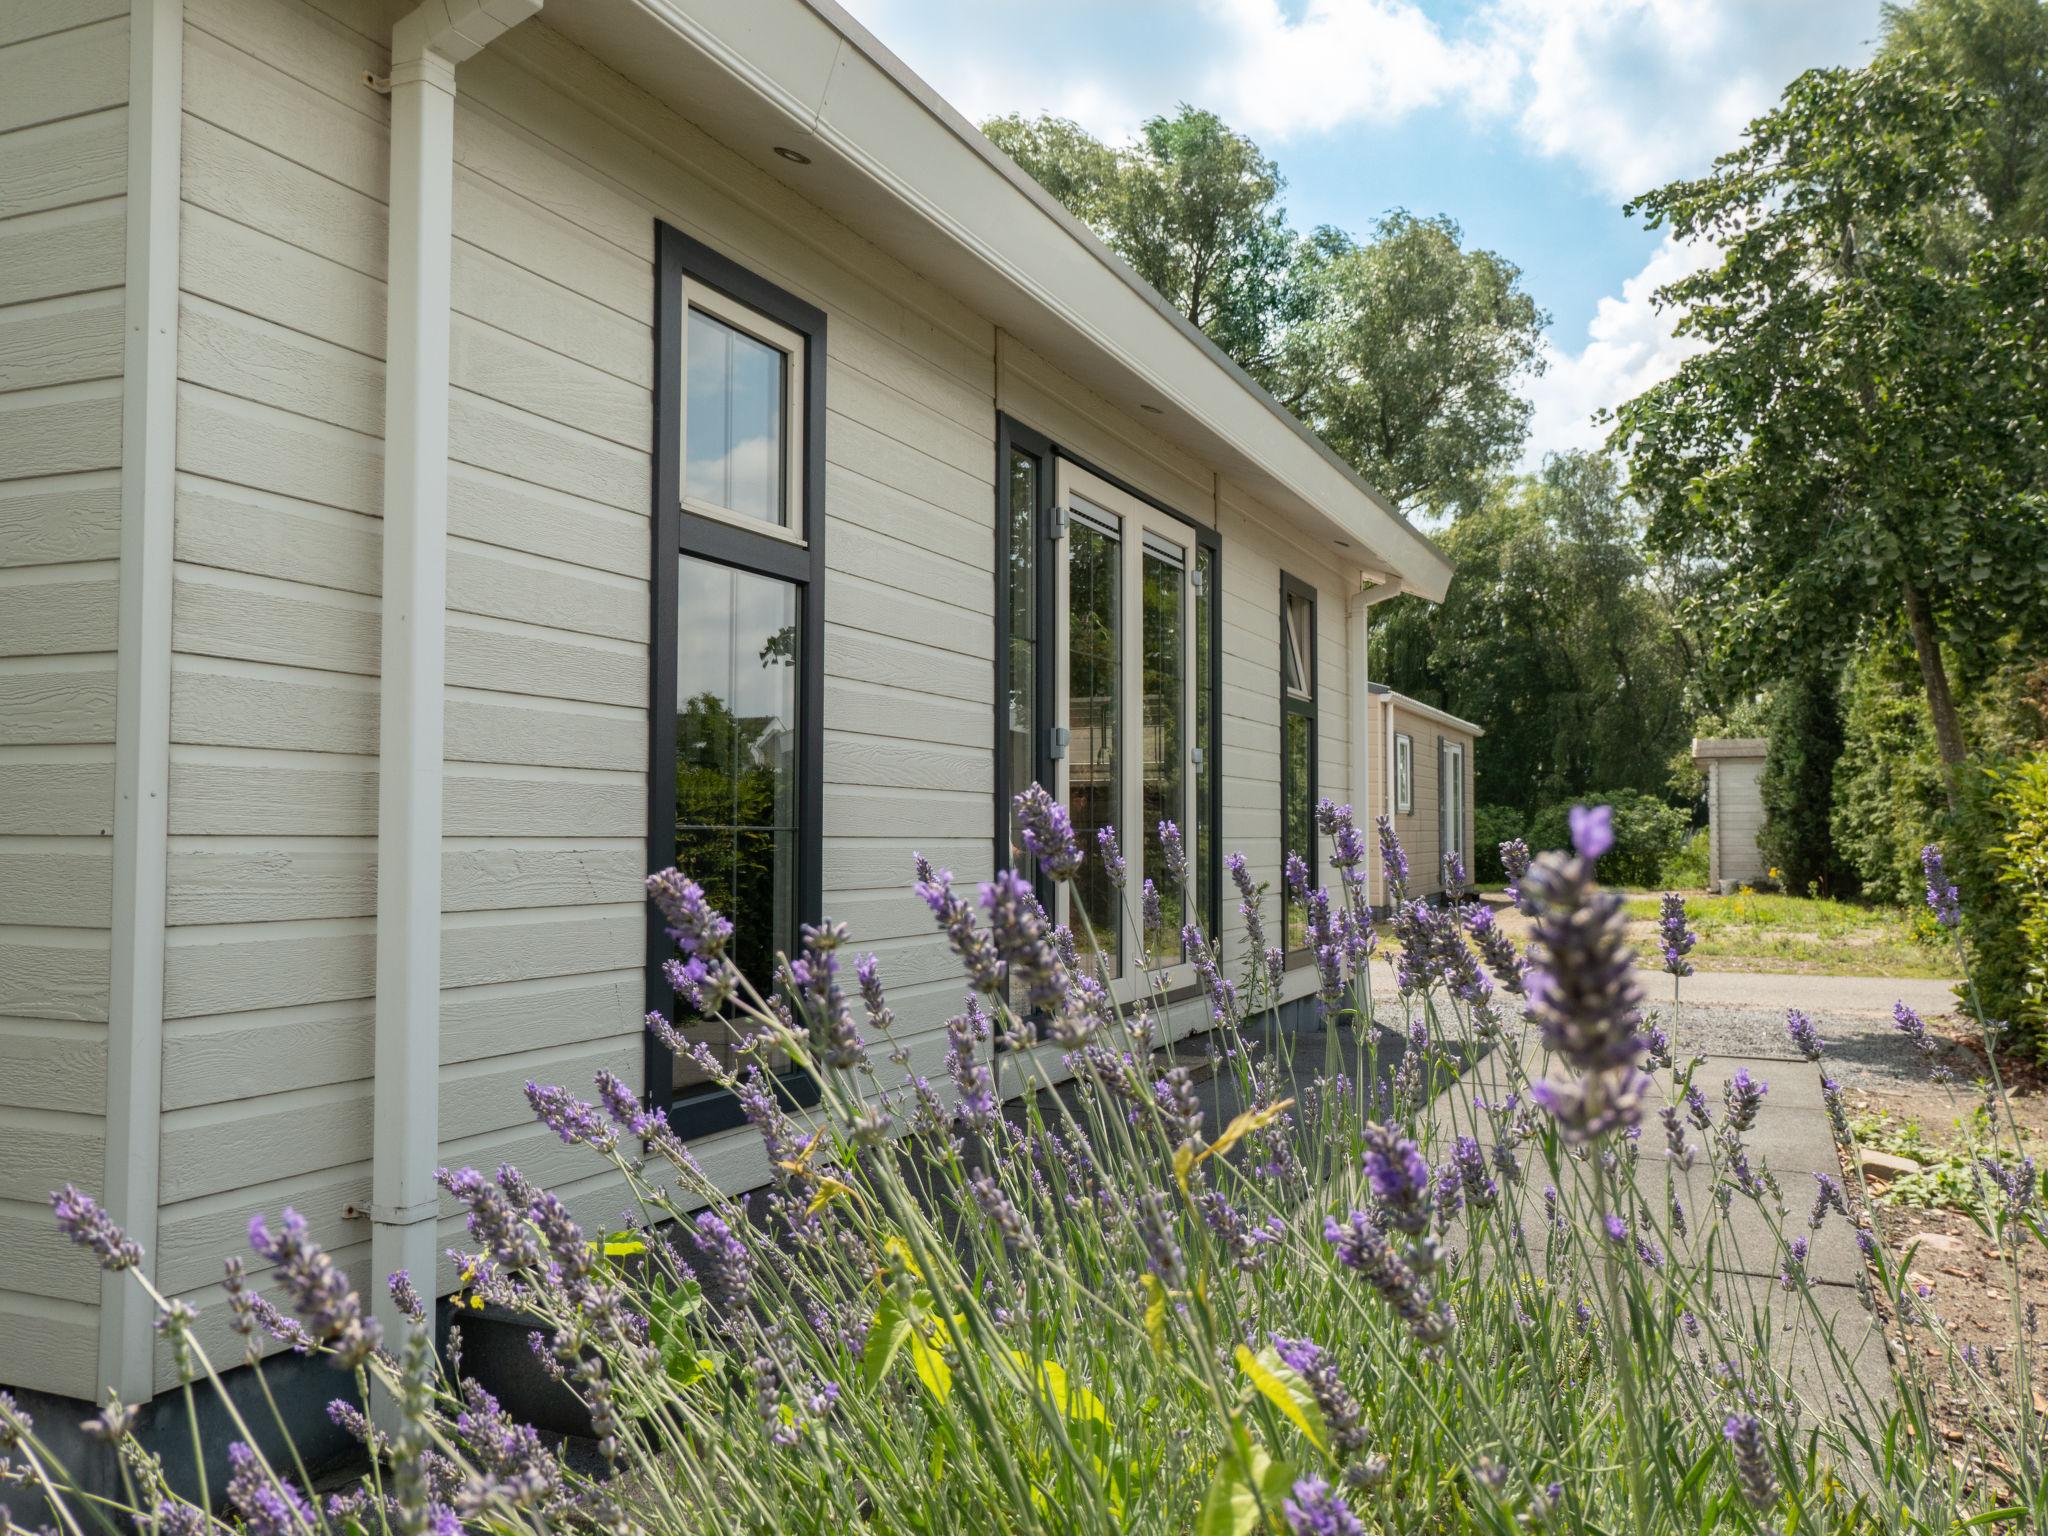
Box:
<box><xmin>983</xmin><ymin>107</ymin><xmax>1298</xmax><ymax>373</ymax></box>
<box><xmin>1371</xmin><ymin>452</ymin><xmax>1691</xmax><ymax>814</ymax></box>
<box><xmin>1759</xmin><ymin>663</ymin><xmax>1848</xmax><ymax>894</ymax></box>
<box><xmin>982</xmin><ymin>113</ymin><xmax>1547</xmax><ymax>519</ymax></box>
<box><xmin>1615</xmin><ymin>55</ymin><xmax>2048</xmax><ymax>801</ymax></box>
<box><xmin>1272</xmin><ymin>215</ymin><xmax>1547</xmax><ymax>518</ymax></box>
<box><xmin>1881</xmin><ymin>0</ymin><xmax>2048</xmax><ymax>239</ymax></box>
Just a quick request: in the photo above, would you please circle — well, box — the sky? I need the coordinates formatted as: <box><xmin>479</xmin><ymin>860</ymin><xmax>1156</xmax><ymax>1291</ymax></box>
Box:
<box><xmin>837</xmin><ymin>0</ymin><xmax>1888</xmax><ymax>470</ymax></box>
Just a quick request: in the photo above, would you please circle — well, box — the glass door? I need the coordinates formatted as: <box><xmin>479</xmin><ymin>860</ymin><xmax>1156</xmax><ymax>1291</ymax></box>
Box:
<box><xmin>1054</xmin><ymin>461</ymin><xmax>1199</xmax><ymax>989</ymax></box>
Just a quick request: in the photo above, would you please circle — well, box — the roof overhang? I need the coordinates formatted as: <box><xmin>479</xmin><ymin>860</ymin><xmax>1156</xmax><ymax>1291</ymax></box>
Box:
<box><xmin>1369</xmin><ymin>684</ymin><xmax>1485</xmax><ymax>738</ymax></box>
<box><xmin>531</xmin><ymin>0</ymin><xmax>1453</xmax><ymax>601</ymax></box>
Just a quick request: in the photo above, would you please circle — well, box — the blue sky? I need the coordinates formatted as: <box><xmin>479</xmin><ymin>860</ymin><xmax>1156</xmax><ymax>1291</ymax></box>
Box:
<box><xmin>838</xmin><ymin>0</ymin><xmax>1886</xmax><ymax>469</ymax></box>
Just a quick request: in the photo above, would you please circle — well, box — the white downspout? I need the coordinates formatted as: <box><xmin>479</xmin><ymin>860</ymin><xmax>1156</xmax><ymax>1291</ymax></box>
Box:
<box><xmin>371</xmin><ymin>0</ymin><xmax>540</xmax><ymax>1366</ymax></box>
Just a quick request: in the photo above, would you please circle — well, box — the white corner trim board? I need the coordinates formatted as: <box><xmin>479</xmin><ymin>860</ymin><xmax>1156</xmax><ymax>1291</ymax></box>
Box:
<box><xmin>101</xmin><ymin>0</ymin><xmax>182</xmax><ymax>1405</ymax></box>
<box><xmin>371</xmin><ymin>0</ymin><xmax>543</xmax><ymax>1374</ymax></box>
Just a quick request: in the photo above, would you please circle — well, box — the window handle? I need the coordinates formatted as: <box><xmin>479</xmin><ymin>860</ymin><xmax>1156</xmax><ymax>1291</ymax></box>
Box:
<box><xmin>1048</xmin><ymin>725</ymin><xmax>1070</xmax><ymax>761</ymax></box>
<box><xmin>1050</xmin><ymin>504</ymin><xmax>1068</xmax><ymax>540</ymax></box>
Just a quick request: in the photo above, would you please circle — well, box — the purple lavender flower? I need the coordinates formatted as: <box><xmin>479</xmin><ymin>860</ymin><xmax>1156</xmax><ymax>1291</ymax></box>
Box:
<box><xmin>1364</xmin><ymin>1123</ymin><xmax>1434</xmax><ymax>1236</ymax></box>
<box><xmin>1134</xmin><ymin>1190</ymin><xmax>1186</xmax><ymax>1289</ymax></box>
<box><xmin>683</xmin><ymin>1210</ymin><xmax>752</xmax><ymax>1314</ymax></box>
<box><xmin>1322</xmin><ymin>1211</ymin><xmax>1452</xmax><ymax>1343</ymax></box>
<box><xmin>647</xmin><ymin>869</ymin><xmax>734</xmax><ymax>961</ymax></box>
<box><xmin>969</xmin><ymin>1173</ymin><xmax>1032</xmax><ymax>1249</ymax></box>
<box><xmin>526</xmin><ymin>1082</ymin><xmax>617</xmax><ymax>1153</ymax></box>
<box><xmin>1979</xmin><ymin>1154</ymin><xmax>2039</xmax><ymax>1223</ymax></box>
<box><xmin>1096</xmin><ymin>825</ymin><xmax>1126</xmax><ymax>887</ymax></box>
<box><xmin>1657</xmin><ymin>892</ymin><xmax>1695</xmax><ymax>978</ymax></box>
<box><xmin>1810</xmin><ymin>1172</ymin><xmax>1848</xmax><ymax>1229</ymax></box>
<box><xmin>915</xmin><ymin>858</ymin><xmax>1004</xmax><ymax>993</ymax></box>
<box><xmin>225</xmin><ymin>1442</ymin><xmax>316</xmax><ymax>1536</ymax></box>
<box><xmin>1568</xmin><ymin>804</ymin><xmax>1614</xmax><ymax>862</ymax></box>
<box><xmin>593</xmin><ymin>1068</ymin><xmax>656</xmax><ymax>1138</ymax></box>
<box><xmin>1784</xmin><ymin>1009</ymin><xmax>1826</xmax><ymax>1062</ymax></box>
<box><xmin>1464</xmin><ymin>905</ymin><xmax>1525</xmax><ymax>995</ymax></box>
<box><xmin>1520</xmin><ymin>811</ymin><xmax>1649</xmax><ymax>1141</ymax></box>
<box><xmin>1159</xmin><ymin>819</ymin><xmax>1188</xmax><ymax>888</ymax></box>
<box><xmin>1723</xmin><ymin>1414</ymin><xmax>1776</xmax><ymax>1510</ymax></box>
<box><xmin>1376</xmin><ymin>816</ymin><xmax>1409</xmax><ymax>905</ymax></box>
<box><xmin>1441</xmin><ymin>850</ymin><xmax>1467</xmax><ymax>896</ymax></box>
<box><xmin>1282</xmin><ymin>1476</ymin><xmax>1365</xmax><ymax>1535</ymax></box>
<box><xmin>1500</xmin><ymin>838</ymin><xmax>1531</xmax><ymax>907</ymax></box>
<box><xmin>50</xmin><ymin>1185</ymin><xmax>142</xmax><ymax>1271</ymax></box>
<box><xmin>1284</xmin><ymin>850</ymin><xmax>1311</xmax><ymax>903</ymax></box>
<box><xmin>1447</xmin><ymin>1135</ymin><xmax>1498</xmax><ymax>1211</ymax></box>
<box><xmin>1723</xmin><ymin>1069</ymin><xmax>1767</xmax><ymax>1132</ymax></box>
<box><xmin>388</xmin><ymin>1269</ymin><xmax>425</xmax><ymax>1322</ymax></box>
<box><xmin>1892</xmin><ymin>1000</ymin><xmax>1952</xmax><ymax>1082</ymax></box>
<box><xmin>247</xmin><ymin>1209</ymin><xmax>380</xmax><ymax>1366</ymax></box>
<box><xmin>1141</xmin><ymin>879</ymin><xmax>1163</xmax><ymax>950</ymax></box>
<box><xmin>1780</xmin><ymin>1233</ymin><xmax>1810</xmax><ymax>1290</ymax></box>
<box><xmin>1921</xmin><ymin>844</ymin><xmax>1961</xmax><ymax>929</ymax></box>
<box><xmin>857</xmin><ymin>952</ymin><xmax>894</xmax><ymax>1036</ymax></box>
<box><xmin>1013</xmin><ymin>784</ymin><xmax>1082</xmax><ymax>879</ymax></box>
<box><xmin>1317</xmin><ymin>800</ymin><xmax>1369</xmax><ymax>891</ymax></box>
<box><xmin>1269</xmin><ymin>1335</ymin><xmax>1369</xmax><ymax>1458</ymax></box>
<box><xmin>982</xmin><ymin>868</ymin><xmax>1063</xmax><ymax>1016</ymax></box>
<box><xmin>944</xmin><ymin>1007</ymin><xmax>999</xmax><ymax>1133</ymax></box>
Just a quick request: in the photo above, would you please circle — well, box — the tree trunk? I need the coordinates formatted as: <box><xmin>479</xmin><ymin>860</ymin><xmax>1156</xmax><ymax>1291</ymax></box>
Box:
<box><xmin>1900</xmin><ymin>577</ymin><xmax>1968</xmax><ymax>804</ymax></box>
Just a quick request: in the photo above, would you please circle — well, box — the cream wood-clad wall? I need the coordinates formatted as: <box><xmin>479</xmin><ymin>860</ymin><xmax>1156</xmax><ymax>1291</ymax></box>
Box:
<box><xmin>141</xmin><ymin>0</ymin><xmax>1364</xmax><ymax>1378</ymax></box>
<box><xmin>0</xmin><ymin>0</ymin><xmax>132</xmax><ymax>1401</ymax></box>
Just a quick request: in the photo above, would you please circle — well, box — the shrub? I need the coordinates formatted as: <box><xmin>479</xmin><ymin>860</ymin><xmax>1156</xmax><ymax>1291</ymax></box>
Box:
<box><xmin>15</xmin><ymin>795</ymin><xmax>2042</xmax><ymax>1534</ymax></box>
<box><xmin>1529</xmin><ymin>788</ymin><xmax>1690</xmax><ymax>887</ymax></box>
<box><xmin>1471</xmin><ymin>803</ymin><xmax>1523</xmax><ymax>884</ymax></box>
<box><xmin>1758</xmin><ymin>663</ymin><xmax>1845</xmax><ymax>895</ymax></box>
<box><xmin>1942</xmin><ymin>752</ymin><xmax>2048</xmax><ymax>1059</ymax></box>
<box><xmin>1662</xmin><ymin>826</ymin><xmax>1710</xmax><ymax>888</ymax></box>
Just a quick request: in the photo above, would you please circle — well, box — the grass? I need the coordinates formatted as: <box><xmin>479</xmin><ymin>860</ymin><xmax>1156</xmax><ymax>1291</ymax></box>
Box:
<box><xmin>1620</xmin><ymin>888</ymin><xmax>1957</xmax><ymax>978</ymax></box>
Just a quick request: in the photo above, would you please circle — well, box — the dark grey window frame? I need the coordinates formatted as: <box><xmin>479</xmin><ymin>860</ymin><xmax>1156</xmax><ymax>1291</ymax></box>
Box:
<box><xmin>647</xmin><ymin>221</ymin><xmax>827</xmax><ymax>1139</ymax></box>
<box><xmin>1279</xmin><ymin>572</ymin><xmax>1318</xmax><ymax>952</ymax></box>
<box><xmin>993</xmin><ymin>413</ymin><xmax>1222</xmax><ymax>943</ymax></box>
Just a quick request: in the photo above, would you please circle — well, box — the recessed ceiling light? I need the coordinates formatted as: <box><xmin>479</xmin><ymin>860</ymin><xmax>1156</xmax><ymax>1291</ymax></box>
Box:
<box><xmin>774</xmin><ymin>146</ymin><xmax>812</xmax><ymax>165</ymax></box>
<box><xmin>1139</xmin><ymin>402</ymin><xmax>1164</xmax><ymax>415</ymax></box>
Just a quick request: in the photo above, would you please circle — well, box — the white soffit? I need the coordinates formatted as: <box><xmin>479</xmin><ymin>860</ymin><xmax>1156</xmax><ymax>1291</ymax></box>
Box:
<box><xmin>541</xmin><ymin>0</ymin><xmax>1453</xmax><ymax>601</ymax></box>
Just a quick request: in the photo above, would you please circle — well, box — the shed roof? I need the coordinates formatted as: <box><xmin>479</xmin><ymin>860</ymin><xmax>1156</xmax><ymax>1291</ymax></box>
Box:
<box><xmin>1368</xmin><ymin>683</ymin><xmax>1485</xmax><ymax>738</ymax></box>
<box><xmin>537</xmin><ymin>0</ymin><xmax>1454</xmax><ymax>601</ymax></box>
<box><xmin>1692</xmin><ymin>737</ymin><xmax>1768</xmax><ymax>763</ymax></box>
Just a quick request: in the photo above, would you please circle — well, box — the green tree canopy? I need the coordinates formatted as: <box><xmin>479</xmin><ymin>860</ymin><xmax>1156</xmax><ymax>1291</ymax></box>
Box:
<box><xmin>983</xmin><ymin>106</ymin><xmax>1297</xmax><ymax>373</ymax></box>
<box><xmin>1371</xmin><ymin>452</ymin><xmax>1691</xmax><ymax>815</ymax></box>
<box><xmin>982</xmin><ymin>110</ymin><xmax>1546</xmax><ymax>519</ymax></box>
<box><xmin>1614</xmin><ymin>52</ymin><xmax>2048</xmax><ymax>791</ymax></box>
<box><xmin>1272</xmin><ymin>215</ymin><xmax>1546</xmax><ymax>518</ymax></box>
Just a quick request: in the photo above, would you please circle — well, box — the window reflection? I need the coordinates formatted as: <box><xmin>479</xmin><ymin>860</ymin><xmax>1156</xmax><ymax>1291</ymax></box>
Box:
<box><xmin>1142</xmin><ymin>543</ymin><xmax>1185</xmax><ymax>949</ymax></box>
<box><xmin>1194</xmin><ymin>545</ymin><xmax>1215</xmax><ymax>939</ymax></box>
<box><xmin>1067</xmin><ymin>512</ymin><xmax>1120</xmax><ymax>973</ymax></box>
<box><xmin>1007</xmin><ymin>449</ymin><xmax>1038</xmax><ymax>882</ymax></box>
<box><xmin>674</xmin><ymin>555</ymin><xmax>798</xmax><ymax>1087</ymax></box>
<box><xmin>686</xmin><ymin>307</ymin><xmax>785</xmax><ymax>527</ymax></box>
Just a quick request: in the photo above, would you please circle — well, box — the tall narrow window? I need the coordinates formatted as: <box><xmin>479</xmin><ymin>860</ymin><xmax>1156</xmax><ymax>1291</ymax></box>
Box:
<box><xmin>1067</xmin><ymin>502</ymin><xmax>1122</xmax><ymax>974</ymax></box>
<box><xmin>1141</xmin><ymin>533</ymin><xmax>1186</xmax><ymax>941</ymax></box>
<box><xmin>651</xmin><ymin>224</ymin><xmax>825</xmax><ymax>1138</ymax></box>
<box><xmin>1395</xmin><ymin>733</ymin><xmax>1414</xmax><ymax>814</ymax></box>
<box><xmin>1439</xmin><ymin>739</ymin><xmax>1467</xmax><ymax>882</ymax></box>
<box><xmin>1194</xmin><ymin>544</ymin><xmax>1217</xmax><ymax>939</ymax></box>
<box><xmin>1005</xmin><ymin>446</ymin><xmax>1040</xmax><ymax>881</ymax></box>
<box><xmin>1280</xmin><ymin>577</ymin><xmax>1318</xmax><ymax>949</ymax></box>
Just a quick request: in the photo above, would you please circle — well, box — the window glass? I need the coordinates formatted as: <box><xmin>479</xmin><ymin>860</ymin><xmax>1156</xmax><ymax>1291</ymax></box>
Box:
<box><xmin>1067</xmin><ymin>513</ymin><xmax>1121</xmax><ymax>972</ymax></box>
<box><xmin>1282</xmin><ymin>593</ymin><xmax>1313</xmax><ymax>702</ymax></box>
<box><xmin>1141</xmin><ymin>542</ymin><xmax>1186</xmax><ymax>943</ymax></box>
<box><xmin>1194</xmin><ymin>545</ymin><xmax>1216</xmax><ymax>939</ymax></box>
<box><xmin>1395</xmin><ymin>734</ymin><xmax>1413</xmax><ymax>814</ymax></box>
<box><xmin>673</xmin><ymin>555</ymin><xmax>799</xmax><ymax>1086</ymax></box>
<box><xmin>1283</xmin><ymin>711</ymin><xmax>1314</xmax><ymax>948</ymax></box>
<box><xmin>1007</xmin><ymin>449</ymin><xmax>1039</xmax><ymax>879</ymax></box>
<box><xmin>686</xmin><ymin>306</ymin><xmax>785</xmax><ymax>527</ymax></box>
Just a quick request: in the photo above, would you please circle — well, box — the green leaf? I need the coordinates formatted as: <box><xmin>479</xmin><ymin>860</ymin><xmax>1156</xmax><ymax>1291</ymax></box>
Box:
<box><xmin>860</xmin><ymin>1292</ymin><xmax>911</xmax><ymax>1391</ymax></box>
<box><xmin>1235</xmin><ymin>1344</ymin><xmax>1328</xmax><ymax>1455</ymax></box>
<box><xmin>908</xmin><ymin>1324</ymin><xmax>952</xmax><ymax>1403</ymax></box>
<box><xmin>1196</xmin><ymin>1429</ymin><xmax>1294</xmax><ymax>1536</ymax></box>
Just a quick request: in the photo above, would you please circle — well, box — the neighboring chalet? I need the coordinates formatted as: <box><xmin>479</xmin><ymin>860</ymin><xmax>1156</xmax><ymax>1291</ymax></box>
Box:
<box><xmin>0</xmin><ymin>0</ymin><xmax>1458</xmax><ymax>1433</ymax></box>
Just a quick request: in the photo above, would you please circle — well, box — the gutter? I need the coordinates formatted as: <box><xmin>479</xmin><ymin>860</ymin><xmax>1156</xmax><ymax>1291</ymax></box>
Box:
<box><xmin>370</xmin><ymin>0</ymin><xmax>540</xmax><ymax>1367</ymax></box>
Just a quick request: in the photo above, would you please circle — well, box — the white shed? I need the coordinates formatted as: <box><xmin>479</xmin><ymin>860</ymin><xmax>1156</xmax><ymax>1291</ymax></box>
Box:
<box><xmin>1692</xmin><ymin>737</ymin><xmax>1770</xmax><ymax>892</ymax></box>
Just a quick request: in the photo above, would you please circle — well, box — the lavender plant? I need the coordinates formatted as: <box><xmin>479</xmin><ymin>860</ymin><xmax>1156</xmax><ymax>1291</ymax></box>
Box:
<box><xmin>9</xmin><ymin>797</ymin><xmax>2043</xmax><ymax>1534</ymax></box>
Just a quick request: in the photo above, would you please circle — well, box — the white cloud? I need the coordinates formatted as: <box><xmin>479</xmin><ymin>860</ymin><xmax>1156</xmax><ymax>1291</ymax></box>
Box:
<box><xmin>1191</xmin><ymin>0</ymin><xmax>1517</xmax><ymax>139</ymax></box>
<box><xmin>1490</xmin><ymin>0</ymin><xmax>1880</xmax><ymax>200</ymax></box>
<box><xmin>1519</xmin><ymin>234</ymin><xmax>1715</xmax><ymax>467</ymax></box>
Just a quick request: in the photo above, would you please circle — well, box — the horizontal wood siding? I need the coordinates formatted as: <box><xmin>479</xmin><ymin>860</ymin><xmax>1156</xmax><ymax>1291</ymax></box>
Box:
<box><xmin>0</xmin><ymin>3</ymin><xmax>127</xmax><ymax>1400</ymax></box>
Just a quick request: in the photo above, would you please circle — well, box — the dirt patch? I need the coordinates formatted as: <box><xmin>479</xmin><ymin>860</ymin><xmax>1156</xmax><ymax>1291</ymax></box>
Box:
<box><xmin>1838</xmin><ymin>1024</ymin><xmax>2047</xmax><ymax>1497</ymax></box>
